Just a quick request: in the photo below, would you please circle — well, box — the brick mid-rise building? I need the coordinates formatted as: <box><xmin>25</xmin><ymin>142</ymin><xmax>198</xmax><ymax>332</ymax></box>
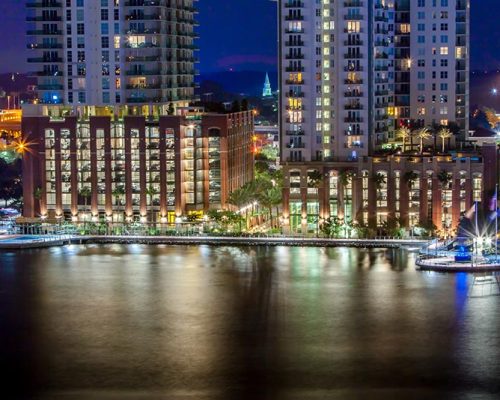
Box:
<box><xmin>21</xmin><ymin>109</ymin><xmax>254</xmax><ymax>223</ymax></box>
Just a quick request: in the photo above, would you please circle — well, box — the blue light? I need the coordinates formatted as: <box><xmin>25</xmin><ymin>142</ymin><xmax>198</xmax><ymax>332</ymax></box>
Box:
<box><xmin>52</xmin><ymin>94</ymin><xmax>59</xmax><ymax>101</ymax></box>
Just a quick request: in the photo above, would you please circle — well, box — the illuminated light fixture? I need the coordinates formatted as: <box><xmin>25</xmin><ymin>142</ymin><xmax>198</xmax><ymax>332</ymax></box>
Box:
<box><xmin>40</xmin><ymin>214</ymin><xmax>47</xmax><ymax>220</ymax></box>
<box><xmin>160</xmin><ymin>217</ymin><xmax>167</xmax><ymax>224</ymax></box>
<box><xmin>140</xmin><ymin>216</ymin><xmax>147</xmax><ymax>223</ymax></box>
<box><xmin>71</xmin><ymin>215</ymin><xmax>78</xmax><ymax>222</ymax></box>
<box><xmin>92</xmin><ymin>215</ymin><xmax>99</xmax><ymax>222</ymax></box>
<box><xmin>175</xmin><ymin>217</ymin><xmax>183</xmax><ymax>224</ymax></box>
<box><xmin>106</xmin><ymin>215</ymin><xmax>113</xmax><ymax>222</ymax></box>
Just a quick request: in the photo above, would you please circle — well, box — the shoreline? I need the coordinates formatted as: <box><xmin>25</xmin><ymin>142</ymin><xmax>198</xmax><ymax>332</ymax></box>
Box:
<box><xmin>0</xmin><ymin>234</ymin><xmax>428</xmax><ymax>250</ymax></box>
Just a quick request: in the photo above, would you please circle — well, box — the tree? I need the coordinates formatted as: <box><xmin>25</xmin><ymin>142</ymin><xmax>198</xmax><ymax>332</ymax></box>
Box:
<box><xmin>414</xmin><ymin>127</ymin><xmax>431</xmax><ymax>153</ymax></box>
<box><xmin>403</xmin><ymin>171</ymin><xmax>419</xmax><ymax>188</ymax></box>
<box><xmin>437</xmin><ymin>128</ymin><xmax>452</xmax><ymax>153</ymax></box>
<box><xmin>307</xmin><ymin>170</ymin><xmax>323</xmax><ymax>188</ymax></box>
<box><xmin>0</xmin><ymin>159</ymin><xmax>22</xmax><ymax>207</ymax></box>
<box><xmin>371</xmin><ymin>172</ymin><xmax>386</xmax><ymax>189</ymax></box>
<box><xmin>396</xmin><ymin>126</ymin><xmax>411</xmax><ymax>153</ymax></box>
<box><xmin>338</xmin><ymin>169</ymin><xmax>354</xmax><ymax>186</ymax></box>
<box><xmin>145</xmin><ymin>185</ymin><xmax>159</xmax><ymax>223</ymax></box>
<box><xmin>321</xmin><ymin>216</ymin><xmax>344</xmax><ymax>238</ymax></box>
<box><xmin>241</xmin><ymin>98</ymin><xmax>249</xmax><ymax>111</ymax></box>
<box><xmin>257</xmin><ymin>186</ymin><xmax>282</xmax><ymax>228</ymax></box>
<box><xmin>112</xmin><ymin>187</ymin><xmax>125</xmax><ymax>220</ymax></box>
<box><xmin>228</xmin><ymin>186</ymin><xmax>251</xmax><ymax>230</ymax></box>
<box><xmin>484</xmin><ymin>107</ymin><xmax>500</xmax><ymax>129</ymax></box>
<box><xmin>231</xmin><ymin>100</ymin><xmax>241</xmax><ymax>113</ymax></box>
<box><xmin>437</xmin><ymin>170</ymin><xmax>452</xmax><ymax>188</ymax></box>
<box><xmin>79</xmin><ymin>186</ymin><xmax>92</xmax><ymax>220</ymax></box>
<box><xmin>167</xmin><ymin>103</ymin><xmax>175</xmax><ymax>115</ymax></box>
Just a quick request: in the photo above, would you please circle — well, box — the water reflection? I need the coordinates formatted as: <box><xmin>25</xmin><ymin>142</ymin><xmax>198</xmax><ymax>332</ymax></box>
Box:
<box><xmin>0</xmin><ymin>245</ymin><xmax>499</xmax><ymax>399</ymax></box>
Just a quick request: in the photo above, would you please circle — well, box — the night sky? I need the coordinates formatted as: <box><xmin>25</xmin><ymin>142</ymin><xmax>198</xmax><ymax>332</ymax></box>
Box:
<box><xmin>0</xmin><ymin>0</ymin><xmax>498</xmax><ymax>74</ymax></box>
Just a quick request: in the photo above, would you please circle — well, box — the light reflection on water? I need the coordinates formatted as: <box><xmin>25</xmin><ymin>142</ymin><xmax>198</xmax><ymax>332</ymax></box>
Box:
<box><xmin>0</xmin><ymin>244</ymin><xmax>499</xmax><ymax>400</ymax></box>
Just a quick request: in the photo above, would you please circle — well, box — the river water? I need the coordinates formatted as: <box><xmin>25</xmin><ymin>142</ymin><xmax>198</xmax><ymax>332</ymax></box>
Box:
<box><xmin>0</xmin><ymin>244</ymin><xmax>499</xmax><ymax>399</ymax></box>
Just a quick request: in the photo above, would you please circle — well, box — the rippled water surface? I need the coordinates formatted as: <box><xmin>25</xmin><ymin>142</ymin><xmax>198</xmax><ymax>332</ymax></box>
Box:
<box><xmin>1</xmin><ymin>244</ymin><xmax>499</xmax><ymax>400</ymax></box>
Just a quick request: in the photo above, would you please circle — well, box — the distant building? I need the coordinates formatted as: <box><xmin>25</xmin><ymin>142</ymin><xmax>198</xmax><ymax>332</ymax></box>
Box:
<box><xmin>262</xmin><ymin>72</ymin><xmax>272</xmax><ymax>98</ymax></box>
<box><xmin>21</xmin><ymin>109</ymin><xmax>254</xmax><ymax>222</ymax></box>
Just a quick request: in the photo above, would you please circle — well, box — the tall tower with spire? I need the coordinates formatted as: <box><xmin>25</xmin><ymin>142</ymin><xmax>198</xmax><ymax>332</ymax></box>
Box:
<box><xmin>262</xmin><ymin>72</ymin><xmax>272</xmax><ymax>98</ymax></box>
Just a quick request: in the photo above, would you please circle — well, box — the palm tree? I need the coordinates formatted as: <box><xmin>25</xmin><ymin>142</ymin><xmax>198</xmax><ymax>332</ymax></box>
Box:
<box><xmin>414</xmin><ymin>127</ymin><xmax>431</xmax><ymax>154</ymax></box>
<box><xmin>112</xmin><ymin>186</ymin><xmax>125</xmax><ymax>221</ymax></box>
<box><xmin>257</xmin><ymin>186</ymin><xmax>282</xmax><ymax>229</ymax></box>
<box><xmin>371</xmin><ymin>172</ymin><xmax>386</xmax><ymax>190</ymax></box>
<box><xmin>437</xmin><ymin>128</ymin><xmax>452</xmax><ymax>153</ymax></box>
<box><xmin>79</xmin><ymin>186</ymin><xmax>91</xmax><ymax>216</ymax></box>
<box><xmin>145</xmin><ymin>185</ymin><xmax>159</xmax><ymax>223</ymax></box>
<box><xmin>396</xmin><ymin>126</ymin><xmax>411</xmax><ymax>153</ymax></box>
<box><xmin>228</xmin><ymin>186</ymin><xmax>251</xmax><ymax>230</ymax></box>
<box><xmin>403</xmin><ymin>171</ymin><xmax>419</xmax><ymax>188</ymax></box>
<box><xmin>437</xmin><ymin>170</ymin><xmax>453</xmax><ymax>188</ymax></box>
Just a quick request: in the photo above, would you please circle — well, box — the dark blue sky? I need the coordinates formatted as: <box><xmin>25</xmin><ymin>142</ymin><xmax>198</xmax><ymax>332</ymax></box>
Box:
<box><xmin>0</xmin><ymin>0</ymin><xmax>497</xmax><ymax>74</ymax></box>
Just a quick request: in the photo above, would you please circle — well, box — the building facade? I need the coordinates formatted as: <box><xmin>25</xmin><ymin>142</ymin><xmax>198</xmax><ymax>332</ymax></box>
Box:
<box><xmin>27</xmin><ymin>0</ymin><xmax>198</xmax><ymax>112</ymax></box>
<box><xmin>279</xmin><ymin>0</ymin><xmax>475</xmax><ymax>233</ymax></box>
<box><xmin>21</xmin><ymin>110</ymin><xmax>254</xmax><ymax>222</ymax></box>
<box><xmin>281</xmin><ymin>146</ymin><xmax>497</xmax><ymax>234</ymax></box>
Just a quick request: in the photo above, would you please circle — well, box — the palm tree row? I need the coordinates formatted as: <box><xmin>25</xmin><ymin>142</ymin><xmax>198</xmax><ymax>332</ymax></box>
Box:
<box><xmin>228</xmin><ymin>172</ymin><xmax>282</xmax><ymax>230</ymax></box>
<box><xmin>396</xmin><ymin>126</ymin><xmax>452</xmax><ymax>154</ymax></box>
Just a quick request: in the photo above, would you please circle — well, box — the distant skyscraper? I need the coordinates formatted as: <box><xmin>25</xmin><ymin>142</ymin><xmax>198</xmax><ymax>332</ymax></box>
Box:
<box><xmin>262</xmin><ymin>72</ymin><xmax>272</xmax><ymax>97</ymax></box>
<box><xmin>26</xmin><ymin>0</ymin><xmax>199</xmax><ymax>113</ymax></box>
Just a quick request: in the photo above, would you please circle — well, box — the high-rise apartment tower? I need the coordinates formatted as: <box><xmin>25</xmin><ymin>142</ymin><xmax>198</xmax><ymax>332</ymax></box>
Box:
<box><xmin>279</xmin><ymin>0</ymin><xmax>469</xmax><ymax>162</ymax></box>
<box><xmin>27</xmin><ymin>0</ymin><xmax>198</xmax><ymax>113</ymax></box>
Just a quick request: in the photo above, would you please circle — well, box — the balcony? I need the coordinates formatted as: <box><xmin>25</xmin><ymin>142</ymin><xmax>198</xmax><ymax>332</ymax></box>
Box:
<box><xmin>344</xmin><ymin>104</ymin><xmax>363</xmax><ymax>110</ymax></box>
<box><xmin>37</xmin><ymin>84</ymin><xmax>63</xmax><ymax>90</ymax></box>
<box><xmin>344</xmin><ymin>66</ymin><xmax>363</xmax><ymax>72</ymax></box>
<box><xmin>344</xmin><ymin>40</ymin><xmax>363</xmax><ymax>46</ymax></box>
<box><xmin>344</xmin><ymin>78</ymin><xmax>363</xmax><ymax>84</ymax></box>
<box><xmin>285</xmin><ymin>130</ymin><xmax>305</xmax><ymax>136</ymax></box>
<box><xmin>285</xmin><ymin>40</ymin><xmax>304</xmax><ymax>46</ymax></box>
<box><xmin>27</xmin><ymin>43</ymin><xmax>62</xmax><ymax>49</ymax></box>
<box><xmin>285</xmin><ymin>79</ymin><xmax>304</xmax><ymax>85</ymax></box>
<box><xmin>27</xmin><ymin>30</ymin><xmax>63</xmax><ymax>35</ymax></box>
<box><xmin>34</xmin><ymin>70</ymin><xmax>63</xmax><ymax>76</ymax></box>
<box><xmin>126</xmin><ymin>97</ymin><xmax>163</xmax><ymax>103</ymax></box>
<box><xmin>344</xmin><ymin>53</ymin><xmax>363</xmax><ymax>59</ymax></box>
<box><xmin>345</xmin><ymin>130</ymin><xmax>363</xmax><ymax>136</ymax></box>
<box><xmin>284</xmin><ymin>1</ymin><xmax>304</xmax><ymax>7</ymax></box>
<box><xmin>285</xmin><ymin>54</ymin><xmax>304</xmax><ymax>60</ymax></box>
<box><xmin>286</xmin><ymin>144</ymin><xmax>306</xmax><ymax>149</ymax></box>
<box><xmin>345</xmin><ymin>142</ymin><xmax>364</xmax><ymax>148</ymax></box>
<box><xmin>125</xmin><ymin>14</ymin><xmax>162</xmax><ymax>21</ymax></box>
<box><xmin>285</xmin><ymin>28</ymin><xmax>304</xmax><ymax>34</ymax></box>
<box><xmin>26</xmin><ymin>1</ymin><xmax>62</xmax><ymax>7</ymax></box>
<box><xmin>286</xmin><ymin>118</ymin><xmax>304</xmax><ymax>123</ymax></box>
<box><xmin>125</xmin><ymin>84</ymin><xmax>161</xmax><ymax>90</ymax></box>
<box><xmin>285</xmin><ymin>92</ymin><xmax>304</xmax><ymax>98</ymax></box>
<box><xmin>125</xmin><ymin>55</ymin><xmax>160</xmax><ymax>62</ymax></box>
<box><xmin>344</xmin><ymin>117</ymin><xmax>363</xmax><ymax>123</ymax></box>
<box><xmin>344</xmin><ymin>15</ymin><xmax>363</xmax><ymax>21</ymax></box>
<box><xmin>285</xmin><ymin>66</ymin><xmax>304</xmax><ymax>72</ymax></box>
<box><xmin>344</xmin><ymin>91</ymin><xmax>363</xmax><ymax>97</ymax></box>
<box><xmin>125</xmin><ymin>69</ymin><xmax>161</xmax><ymax>76</ymax></box>
<box><xmin>344</xmin><ymin>0</ymin><xmax>363</xmax><ymax>6</ymax></box>
<box><xmin>285</xmin><ymin>15</ymin><xmax>304</xmax><ymax>21</ymax></box>
<box><xmin>26</xmin><ymin>16</ymin><xmax>62</xmax><ymax>21</ymax></box>
<box><xmin>28</xmin><ymin>57</ymin><xmax>63</xmax><ymax>63</ymax></box>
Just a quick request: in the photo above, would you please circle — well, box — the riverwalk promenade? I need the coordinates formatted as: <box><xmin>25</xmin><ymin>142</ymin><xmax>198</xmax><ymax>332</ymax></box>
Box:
<box><xmin>0</xmin><ymin>234</ymin><xmax>428</xmax><ymax>250</ymax></box>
